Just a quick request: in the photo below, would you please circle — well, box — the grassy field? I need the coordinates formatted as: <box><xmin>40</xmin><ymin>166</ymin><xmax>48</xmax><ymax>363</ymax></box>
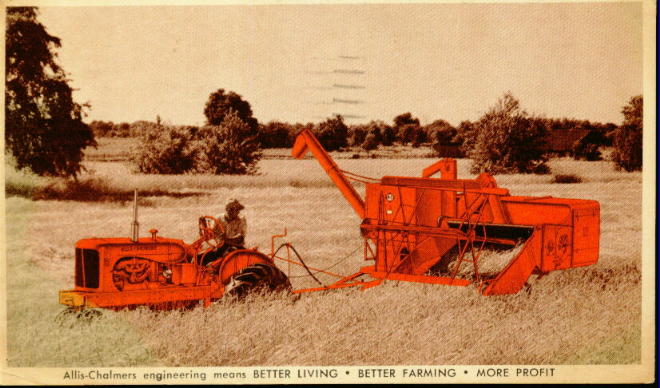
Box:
<box><xmin>82</xmin><ymin>137</ymin><xmax>136</xmax><ymax>162</ymax></box>
<box><xmin>4</xmin><ymin>153</ymin><xmax>643</xmax><ymax>366</ymax></box>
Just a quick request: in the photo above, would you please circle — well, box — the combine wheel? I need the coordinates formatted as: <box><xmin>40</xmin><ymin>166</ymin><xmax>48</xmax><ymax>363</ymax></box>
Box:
<box><xmin>225</xmin><ymin>263</ymin><xmax>291</xmax><ymax>299</ymax></box>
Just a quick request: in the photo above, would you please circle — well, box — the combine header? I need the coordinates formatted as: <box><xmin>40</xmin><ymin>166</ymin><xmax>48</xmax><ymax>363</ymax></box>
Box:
<box><xmin>291</xmin><ymin>129</ymin><xmax>600</xmax><ymax>295</ymax></box>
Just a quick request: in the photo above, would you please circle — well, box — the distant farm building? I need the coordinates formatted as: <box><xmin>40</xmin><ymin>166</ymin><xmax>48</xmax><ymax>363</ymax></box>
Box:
<box><xmin>544</xmin><ymin>128</ymin><xmax>591</xmax><ymax>155</ymax></box>
<box><xmin>433</xmin><ymin>126</ymin><xmax>605</xmax><ymax>158</ymax></box>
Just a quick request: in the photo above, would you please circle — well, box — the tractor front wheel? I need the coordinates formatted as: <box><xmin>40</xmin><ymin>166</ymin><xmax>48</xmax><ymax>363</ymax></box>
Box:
<box><xmin>55</xmin><ymin>308</ymin><xmax>103</xmax><ymax>326</ymax></box>
<box><xmin>224</xmin><ymin>263</ymin><xmax>291</xmax><ymax>299</ymax></box>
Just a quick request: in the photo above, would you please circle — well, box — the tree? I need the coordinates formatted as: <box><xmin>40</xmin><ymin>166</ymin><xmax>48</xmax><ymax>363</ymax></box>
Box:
<box><xmin>130</xmin><ymin>110</ymin><xmax>261</xmax><ymax>175</ymax></box>
<box><xmin>257</xmin><ymin>121</ymin><xmax>294</xmax><ymax>148</ymax></box>
<box><xmin>381</xmin><ymin>125</ymin><xmax>397</xmax><ymax>146</ymax></box>
<box><xmin>397</xmin><ymin>124</ymin><xmax>416</xmax><ymax>145</ymax></box>
<box><xmin>130</xmin><ymin>124</ymin><xmax>197</xmax><ymax>174</ymax></box>
<box><xmin>316</xmin><ymin>115</ymin><xmax>349</xmax><ymax>151</ymax></box>
<box><xmin>194</xmin><ymin>110</ymin><xmax>262</xmax><ymax>174</ymax></box>
<box><xmin>128</xmin><ymin>121</ymin><xmax>160</xmax><ymax>138</ymax></box>
<box><xmin>464</xmin><ymin>93</ymin><xmax>549</xmax><ymax>174</ymax></box>
<box><xmin>204</xmin><ymin>88</ymin><xmax>258</xmax><ymax>130</ymax></box>
<box><xmin>427</xmin><ymin>119</ymin><xmax>464</xmax><ymax>157</ymax></box>
<box><xmin>456</xmin><ymin>120</ymin><xmax>475</xmax><ymax>155</ymax></box>
<box><xmin>349</xmin><ymin>125</ymin><xmax>368</xmax><ymax>147</ymax></box>
<box><xmin>393</xmin><ymin>112</ymin><xmax>421</xmax><ymax>145</ymax></box>
<box><xmin>425</xmin><ymin>120</ymin><xmax>455</xmax><ymax>143</ymax></box>
<box><xmin>600</xmin><ymin>122</ymin><xmax>618</xmax><ymax>146</ymax></box>
<box><xmin>89</xmin><ymin>120</ymin><xmax>114</xmax><ymax>137</ymax></box>
<box><xmin>367</xmin><ymin>121</ymin><xmax>385</xmax><ymax>145</ymax></box>
<box><xmin>5</xmin><ymin>7</ymin><xmax>96</xmax><ymax>177</ymax></box>
<box><xmin>361</xmin><ymin>133</ymin><xmax>379</xmax><ymax>151</ymax></box>
<box><xmin>113</xmin><ymin>122</ymin><xmax>131</xmax><ymax>137</ymax></box>
<box><xmin>411</xmin><ymin>127</ymin><xmax>428</xmax><ymax>147</ymax></box>
<box><xmin>612</xmin><ymin>95</ymin><xmax>643</xmax><ymax>171</ymax></box>
<box><xmin>393</xmin><ymin>112</ymin><xmax>420</xmax><ymax>128</ymax></box>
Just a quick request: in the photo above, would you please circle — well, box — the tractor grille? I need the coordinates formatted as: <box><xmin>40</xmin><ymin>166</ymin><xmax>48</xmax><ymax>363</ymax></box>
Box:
<box><xmin>75</xmin><ymin>248</ymin><xmax>100</xmax><ymax>288</ymax></box>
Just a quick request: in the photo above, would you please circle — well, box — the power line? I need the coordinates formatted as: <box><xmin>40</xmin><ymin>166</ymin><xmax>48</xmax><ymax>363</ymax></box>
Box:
<box><xmin>303</xmin><ymin>54</ymin><xmax>368</xmax><ymax>122</ymax></box>
<box><xmin>332</xmin><ymin>97</ymin><xmax>364</xmax><ymax>104</ymax></box>
<box><xmin>331</xmin><ymin>112</ymin><xmax>366</xmax><ymax>119</ymax></box>
<box><xmin>333</xmin><ymin>83</ymin><xmax>366</xmax><ymax>89</ymax></box>
<box><xmin>303</xmin><ymin>86</ymin><xmax>333</xmax><ymax>90</ymax></box>
<box><xmin>333</xmin><ymin>69</ymin><xmax>365</xmax><ymax>74</ymax></box>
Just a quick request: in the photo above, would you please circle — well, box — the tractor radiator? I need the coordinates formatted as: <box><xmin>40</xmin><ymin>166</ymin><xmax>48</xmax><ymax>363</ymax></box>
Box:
<box><xmin>75</xmin><ymin>248</ymin><xmax>100</xmax><ymax>289</ymax></box>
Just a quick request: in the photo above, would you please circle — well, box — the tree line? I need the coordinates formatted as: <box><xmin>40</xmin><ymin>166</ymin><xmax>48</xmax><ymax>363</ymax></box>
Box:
<box><xmin>6</xmin><ymin>7</ymin><xmax>644</xmax><ymax>179</ymax></box>
<box><xmin>91</xmin><ymin>108</ymin><xmax>620</xmax><ymax>156</ymax></box>
<box><xmin>91</xmin><ymin>96</ymin><xmax>633</xmax><ymax>174</ymax></box>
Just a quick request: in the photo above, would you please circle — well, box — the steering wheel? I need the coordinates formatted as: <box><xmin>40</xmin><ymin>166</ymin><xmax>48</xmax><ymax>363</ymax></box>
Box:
<box><xmin>198</xmin><ymin>215</ymin><xmax>226</xmax><ymax>249</ymax></box>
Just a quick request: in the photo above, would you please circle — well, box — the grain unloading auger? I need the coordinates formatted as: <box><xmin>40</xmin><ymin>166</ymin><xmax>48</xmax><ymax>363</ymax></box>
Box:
<box><xmin>291</xmin><ymin>129</ymin><xmax>600</xmax><ymax>295</ymax></box>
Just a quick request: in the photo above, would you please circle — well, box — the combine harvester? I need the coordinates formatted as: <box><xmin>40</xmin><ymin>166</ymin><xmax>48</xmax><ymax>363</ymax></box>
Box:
<box><xmin>59</xmin><ymin>130</ymin><xmax>600</xmax><ymax>314</ymax></box>
<box><xmin>290</xmin><ymin>129</ymin><xmax>600</xmax><ymax>295</ymax></box>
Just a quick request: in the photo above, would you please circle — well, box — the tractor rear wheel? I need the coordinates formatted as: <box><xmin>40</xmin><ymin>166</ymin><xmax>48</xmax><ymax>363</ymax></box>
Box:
<box><xmin>225</xmin><ymin>263</ymin><xmax>291</xmax><ymax>299</ymax></box>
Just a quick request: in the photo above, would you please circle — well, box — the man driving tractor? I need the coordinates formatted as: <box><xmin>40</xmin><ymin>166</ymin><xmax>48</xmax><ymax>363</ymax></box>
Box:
<box><xmin>200</xmin><ymin>199</ymin><xmax>247</xmax><ymax>266</ymax></box>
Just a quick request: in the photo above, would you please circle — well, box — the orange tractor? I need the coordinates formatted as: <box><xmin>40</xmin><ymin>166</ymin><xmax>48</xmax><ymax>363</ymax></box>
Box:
<box><xmin>59</xmin><ymin>192</ymin><xmax>291</xmax><ymax>312</ymax></box>
<box><xmin>59</xmin><ymin>129</ymin><xmax>600</xmax><ymax>313</ymax></box>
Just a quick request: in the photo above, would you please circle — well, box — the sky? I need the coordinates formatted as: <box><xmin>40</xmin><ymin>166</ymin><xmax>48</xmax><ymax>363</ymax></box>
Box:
<box><xmin>36</xmin><ymin>2</ymin><xmax>643</xmax><ymax>126</ymax></box>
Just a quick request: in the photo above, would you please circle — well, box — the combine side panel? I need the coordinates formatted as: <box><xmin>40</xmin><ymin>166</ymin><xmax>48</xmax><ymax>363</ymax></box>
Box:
<box><xmin>482</xmin><ymin>229</ymin><xmax>542</xmax><ymax>295</ymax></box>
<box><xmin>364</xmin><ymin>183</ymin><xmax>381</xmax><ymax>220</ymax></box>
<box><xmin>571</xmin><ymin>203</ymin><xmax>600</xmax><ymax>267</ymax></box>
<box><xmin>540</xmin><ymin>225</ymin><xmax>573</xmax><ymax>272</ymax></box>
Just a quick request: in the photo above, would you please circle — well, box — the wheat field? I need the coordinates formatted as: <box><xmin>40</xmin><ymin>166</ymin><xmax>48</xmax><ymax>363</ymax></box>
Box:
<box><xmin>4</xmin><ymin>156</ymin><xmax>643</xmax><ymax>366</ymax></box>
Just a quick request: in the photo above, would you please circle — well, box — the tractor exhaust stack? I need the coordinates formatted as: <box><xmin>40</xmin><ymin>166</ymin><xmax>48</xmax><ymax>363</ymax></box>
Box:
<box><xmin>131</xmin><ymin>189</ymin><xmax>139</xmax><ymax>242</ymax></box>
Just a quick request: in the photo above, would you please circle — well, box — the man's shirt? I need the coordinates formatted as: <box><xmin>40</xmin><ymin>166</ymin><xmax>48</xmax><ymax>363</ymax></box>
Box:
<box><xmin>217</xmin><ymin>215</ymin><xmax>247</xmax><ymax>240</ymax></box>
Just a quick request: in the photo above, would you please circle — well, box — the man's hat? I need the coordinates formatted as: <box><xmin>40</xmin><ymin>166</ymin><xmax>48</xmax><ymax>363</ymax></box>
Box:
<box><xmin>226</xmin><ymin>199</ymin><xmax>244</xmax><ymax>212</ymax></box>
